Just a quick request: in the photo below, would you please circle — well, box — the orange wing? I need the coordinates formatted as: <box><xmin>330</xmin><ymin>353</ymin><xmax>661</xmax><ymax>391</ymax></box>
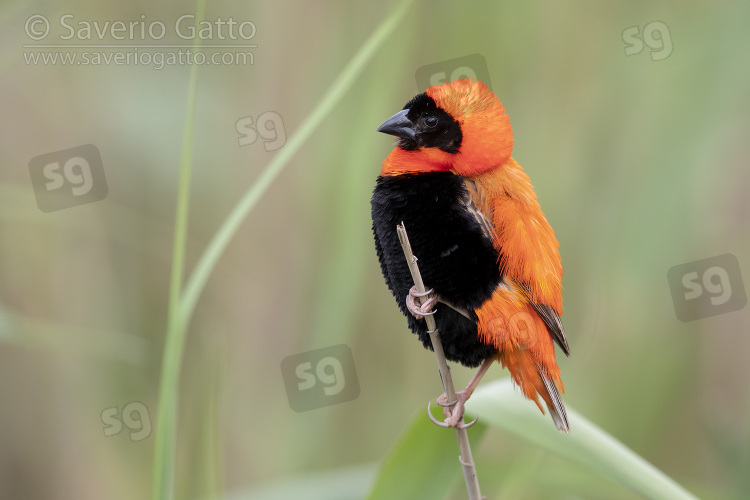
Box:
<box><xmin>466</xmin><ymin>158</ymin><xmax>563</xmax><ymax>310</ymax></box>
<box><xmin>463</xmin><ymin>158</ymin><xmax>569</xmax><ymax>431</ymax></box>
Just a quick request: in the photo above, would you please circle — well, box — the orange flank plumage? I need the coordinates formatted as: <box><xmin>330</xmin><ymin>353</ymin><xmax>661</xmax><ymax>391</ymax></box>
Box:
<box><xmin>373</xmin><ymin>78</ymin><xmax>570</xmax><ymax>431</ymax></box>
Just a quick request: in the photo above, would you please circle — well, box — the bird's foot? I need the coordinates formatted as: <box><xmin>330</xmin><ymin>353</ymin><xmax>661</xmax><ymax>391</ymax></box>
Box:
<box><xmin>426</xmin><ymin>390</ymin><xmax>478</xmax><ymax>429</ymax></box>
<box><xmin>438</xmin><ymin>390</ymin><xmax>470</xmax><ymax>427</ymax></box>
<box><xmin>406</xmin><ymin>286</ymin><xmax>437</xmax><ymax>320</ymax></box>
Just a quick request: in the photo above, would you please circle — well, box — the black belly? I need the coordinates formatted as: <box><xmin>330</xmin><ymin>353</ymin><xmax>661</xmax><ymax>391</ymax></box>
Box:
<box><xmin>371</xmin><ymin>172</ymin><xmax>501</xmax><ymax>367</ymax></box>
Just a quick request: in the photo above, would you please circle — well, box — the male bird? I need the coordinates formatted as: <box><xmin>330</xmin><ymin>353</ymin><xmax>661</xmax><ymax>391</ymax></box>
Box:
<box><xmin>371</xmin><ymin>78</ymin><xmax>570</xmax><ymax>432</ymax></box>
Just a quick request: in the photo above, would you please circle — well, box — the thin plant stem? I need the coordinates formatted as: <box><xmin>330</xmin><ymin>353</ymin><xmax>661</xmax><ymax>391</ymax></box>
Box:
<box><xmin>396</xmin><ymin>223</ymin><xmax>483</xmax><ymax>500</ymax></box>
<box><xmin>150</xmin><ymin>1</ymin><xmax>415</xmax><ymax>499</ymax></box>
<box><xmin>178</xmin><ymin>0</ymin><xmax>416</xmax><ymax>331</ymax></box>
<box><xmin>151</xmin><ymin>0</ymin><xmax>206</xmax><ymax>498</ymax></box>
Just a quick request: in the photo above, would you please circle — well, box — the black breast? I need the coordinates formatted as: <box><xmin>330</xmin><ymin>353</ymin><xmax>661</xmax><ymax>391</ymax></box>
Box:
<box><xmin>371</xmin><ymin>172</ymin><xmax>501</xmax><ymax>367</ymax></box>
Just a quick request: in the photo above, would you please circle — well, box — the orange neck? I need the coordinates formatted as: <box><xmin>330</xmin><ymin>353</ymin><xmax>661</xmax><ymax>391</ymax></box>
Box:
<box><xmin>380</xmin><ymin>147</ymin><xmax>455</xmax><ymax>176</ymax></box>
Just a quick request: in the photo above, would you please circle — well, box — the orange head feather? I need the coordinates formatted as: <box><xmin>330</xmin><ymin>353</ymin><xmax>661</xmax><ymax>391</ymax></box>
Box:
<box><xmin>426</xmin><ymin>79</ymin><xmax>514</xmax><ymax>175</ymax></box>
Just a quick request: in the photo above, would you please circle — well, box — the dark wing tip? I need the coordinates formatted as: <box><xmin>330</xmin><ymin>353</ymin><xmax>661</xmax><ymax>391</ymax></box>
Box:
<box><xmin>530</xmin><ymin>302</ymin><xmax>570</xmax><ymax>356</ymax></box>
<box><xmin>540</xmin><ymin>369</ymin><xmax>570</xmax><ymax>433</ymax></box>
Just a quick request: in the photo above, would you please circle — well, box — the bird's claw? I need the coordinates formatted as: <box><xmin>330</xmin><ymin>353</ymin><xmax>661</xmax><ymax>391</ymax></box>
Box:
<box><xmin>427</xmin><ymin>401</ymin><xmax>452</xmax><ymax>428</ymax></box>
<box><xmin>406</xmin><ymin>286</ymin><xmax>437</xmax><ymax>319</ymax></box>
<box><xmin>458</xmin><ymin>415</ymin><xmax>479</xmax><ymax>430</ymax></box>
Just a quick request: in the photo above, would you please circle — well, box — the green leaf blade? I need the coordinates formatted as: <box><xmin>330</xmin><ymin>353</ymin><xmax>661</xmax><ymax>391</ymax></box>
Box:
<box><xmin>467</xmin><ymin>379</ymin><xmax>699</xmax><ymax>500</ymax></box>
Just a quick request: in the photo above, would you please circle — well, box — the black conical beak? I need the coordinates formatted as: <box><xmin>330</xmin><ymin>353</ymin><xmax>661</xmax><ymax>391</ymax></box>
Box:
<box><xmin>377</xmin><ymin>109</ymin><xmax>416</xmax><ymax>140</ymax></box>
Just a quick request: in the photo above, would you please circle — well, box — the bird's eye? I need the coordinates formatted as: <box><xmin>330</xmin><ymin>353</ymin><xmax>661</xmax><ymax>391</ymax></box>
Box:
<box><xmin>423</xmin><ymin>115</ymin><xmax>438</xmax><ymax>129</ymax></box>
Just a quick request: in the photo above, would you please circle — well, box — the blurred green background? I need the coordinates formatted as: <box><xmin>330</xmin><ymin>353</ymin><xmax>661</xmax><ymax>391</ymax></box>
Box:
<box><xmin>1</xmin><ymin>1</ymin><xmax>749</xmax><ymax>499</ymax></box>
